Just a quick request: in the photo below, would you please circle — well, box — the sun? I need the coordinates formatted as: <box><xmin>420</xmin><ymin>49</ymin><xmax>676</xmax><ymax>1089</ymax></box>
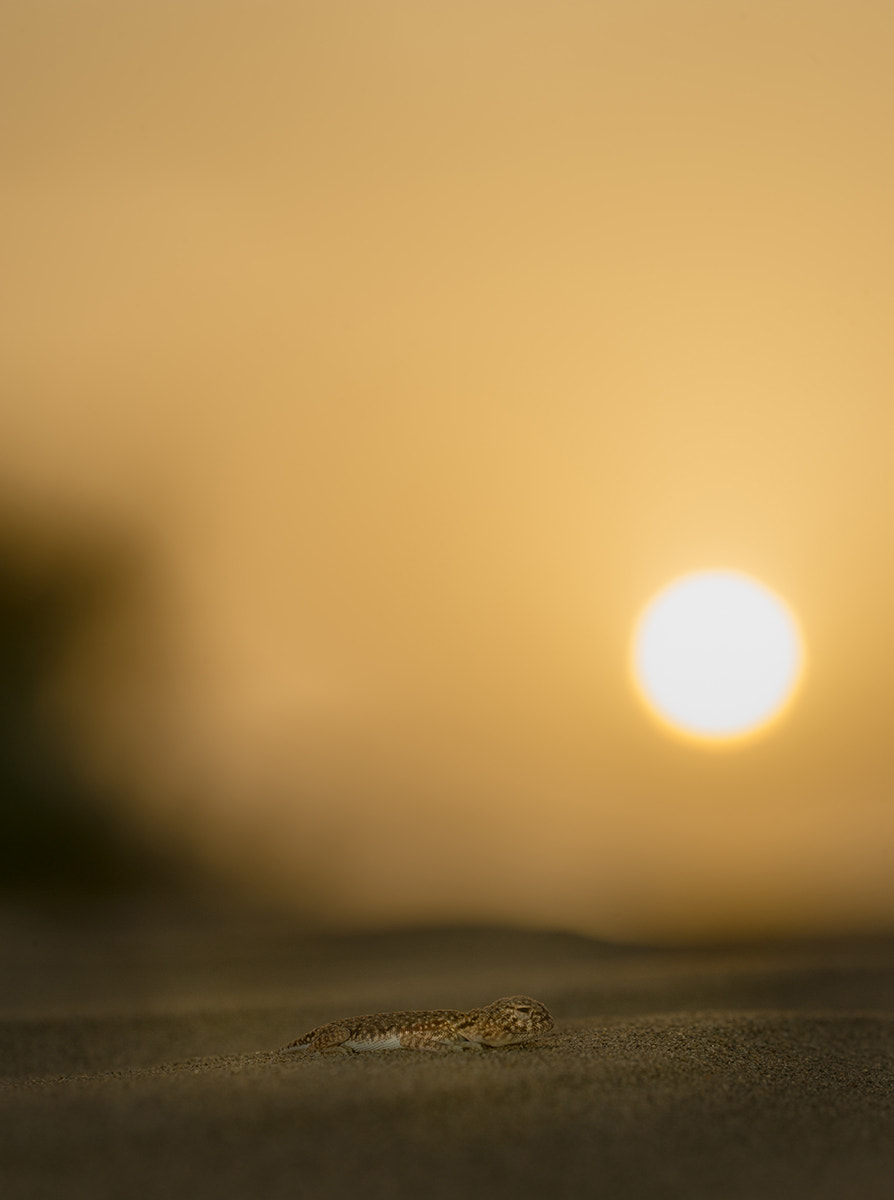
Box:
<box><xmin>632</xmin><ymin>570</ymin><xmax>804</xmax><ymax>743</ymax></box>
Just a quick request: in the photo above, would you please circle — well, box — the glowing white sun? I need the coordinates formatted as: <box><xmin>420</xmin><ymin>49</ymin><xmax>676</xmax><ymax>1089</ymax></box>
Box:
<box><xmin>632</xmin><ymin>570</ymin><xmax>803</xmax><ymax>741</ymax></box>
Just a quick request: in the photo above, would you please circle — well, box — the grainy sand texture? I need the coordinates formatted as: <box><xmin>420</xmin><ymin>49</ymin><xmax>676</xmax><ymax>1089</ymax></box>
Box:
<box><xmin>2</xmin><ymin>913</ymin><xmax>893</xmax><ymax>1200</ymax></box>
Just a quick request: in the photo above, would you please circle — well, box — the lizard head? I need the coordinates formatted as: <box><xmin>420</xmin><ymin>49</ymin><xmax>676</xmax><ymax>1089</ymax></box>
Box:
<box><xmin>471</xmin><ymin>995</ymin><xmax>554</xmax><ymax>1045</ymax></box>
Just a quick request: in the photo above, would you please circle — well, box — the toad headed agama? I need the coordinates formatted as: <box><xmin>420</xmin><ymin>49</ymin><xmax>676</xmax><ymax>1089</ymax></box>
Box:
<box><xmin>283</xmin><ymin>995</ymin><xmax>553</xmax><ymax>1053</ymax></box>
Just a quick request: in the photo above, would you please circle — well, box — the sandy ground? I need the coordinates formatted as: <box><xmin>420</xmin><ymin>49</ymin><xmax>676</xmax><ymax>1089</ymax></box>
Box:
<box><xmin>1</xmin><ymin>910</ymin><xmax>893</xmax><ymax>1199</ymax></box>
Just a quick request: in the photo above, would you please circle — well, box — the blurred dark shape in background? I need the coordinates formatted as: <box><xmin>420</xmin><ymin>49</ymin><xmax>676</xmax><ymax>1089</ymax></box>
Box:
<box><xmin>0</xmin><ymin>515</ymin><xmax>188</xmax><ymax>903</ymax></box>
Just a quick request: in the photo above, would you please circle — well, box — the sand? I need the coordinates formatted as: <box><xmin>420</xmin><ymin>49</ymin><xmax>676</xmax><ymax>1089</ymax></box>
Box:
<box><xmin>2</xmin><ymin>911</ymin><xmax>893</xmax><ymax>1199</ymax></box>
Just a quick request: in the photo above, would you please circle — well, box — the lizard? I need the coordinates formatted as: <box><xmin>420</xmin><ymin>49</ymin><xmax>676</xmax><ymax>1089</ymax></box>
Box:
<box><xmin>282</xmin><ymin>994</ymin><xmax>553</xmax><ymax>1053</ymax></box>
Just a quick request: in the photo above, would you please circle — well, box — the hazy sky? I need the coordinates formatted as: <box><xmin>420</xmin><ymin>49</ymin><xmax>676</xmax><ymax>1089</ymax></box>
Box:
<box><xmin>2</xmin><ymin>1</ymin><xmax>893</xmax><ymax>940</ymax></box>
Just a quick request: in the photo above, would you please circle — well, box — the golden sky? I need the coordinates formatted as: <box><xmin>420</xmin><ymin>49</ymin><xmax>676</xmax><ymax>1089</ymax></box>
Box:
<box><xmin>2</xmin><ymin>0</ymin><xmax>893</xmax><ymax>940</ymax></box>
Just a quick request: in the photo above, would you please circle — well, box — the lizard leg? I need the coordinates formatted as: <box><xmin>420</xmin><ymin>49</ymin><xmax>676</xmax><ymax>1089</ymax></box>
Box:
<box><xmin>284</xmin><ymin>1022</ymin><xmax>353</xmax><ymax>1052</ymax></box>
